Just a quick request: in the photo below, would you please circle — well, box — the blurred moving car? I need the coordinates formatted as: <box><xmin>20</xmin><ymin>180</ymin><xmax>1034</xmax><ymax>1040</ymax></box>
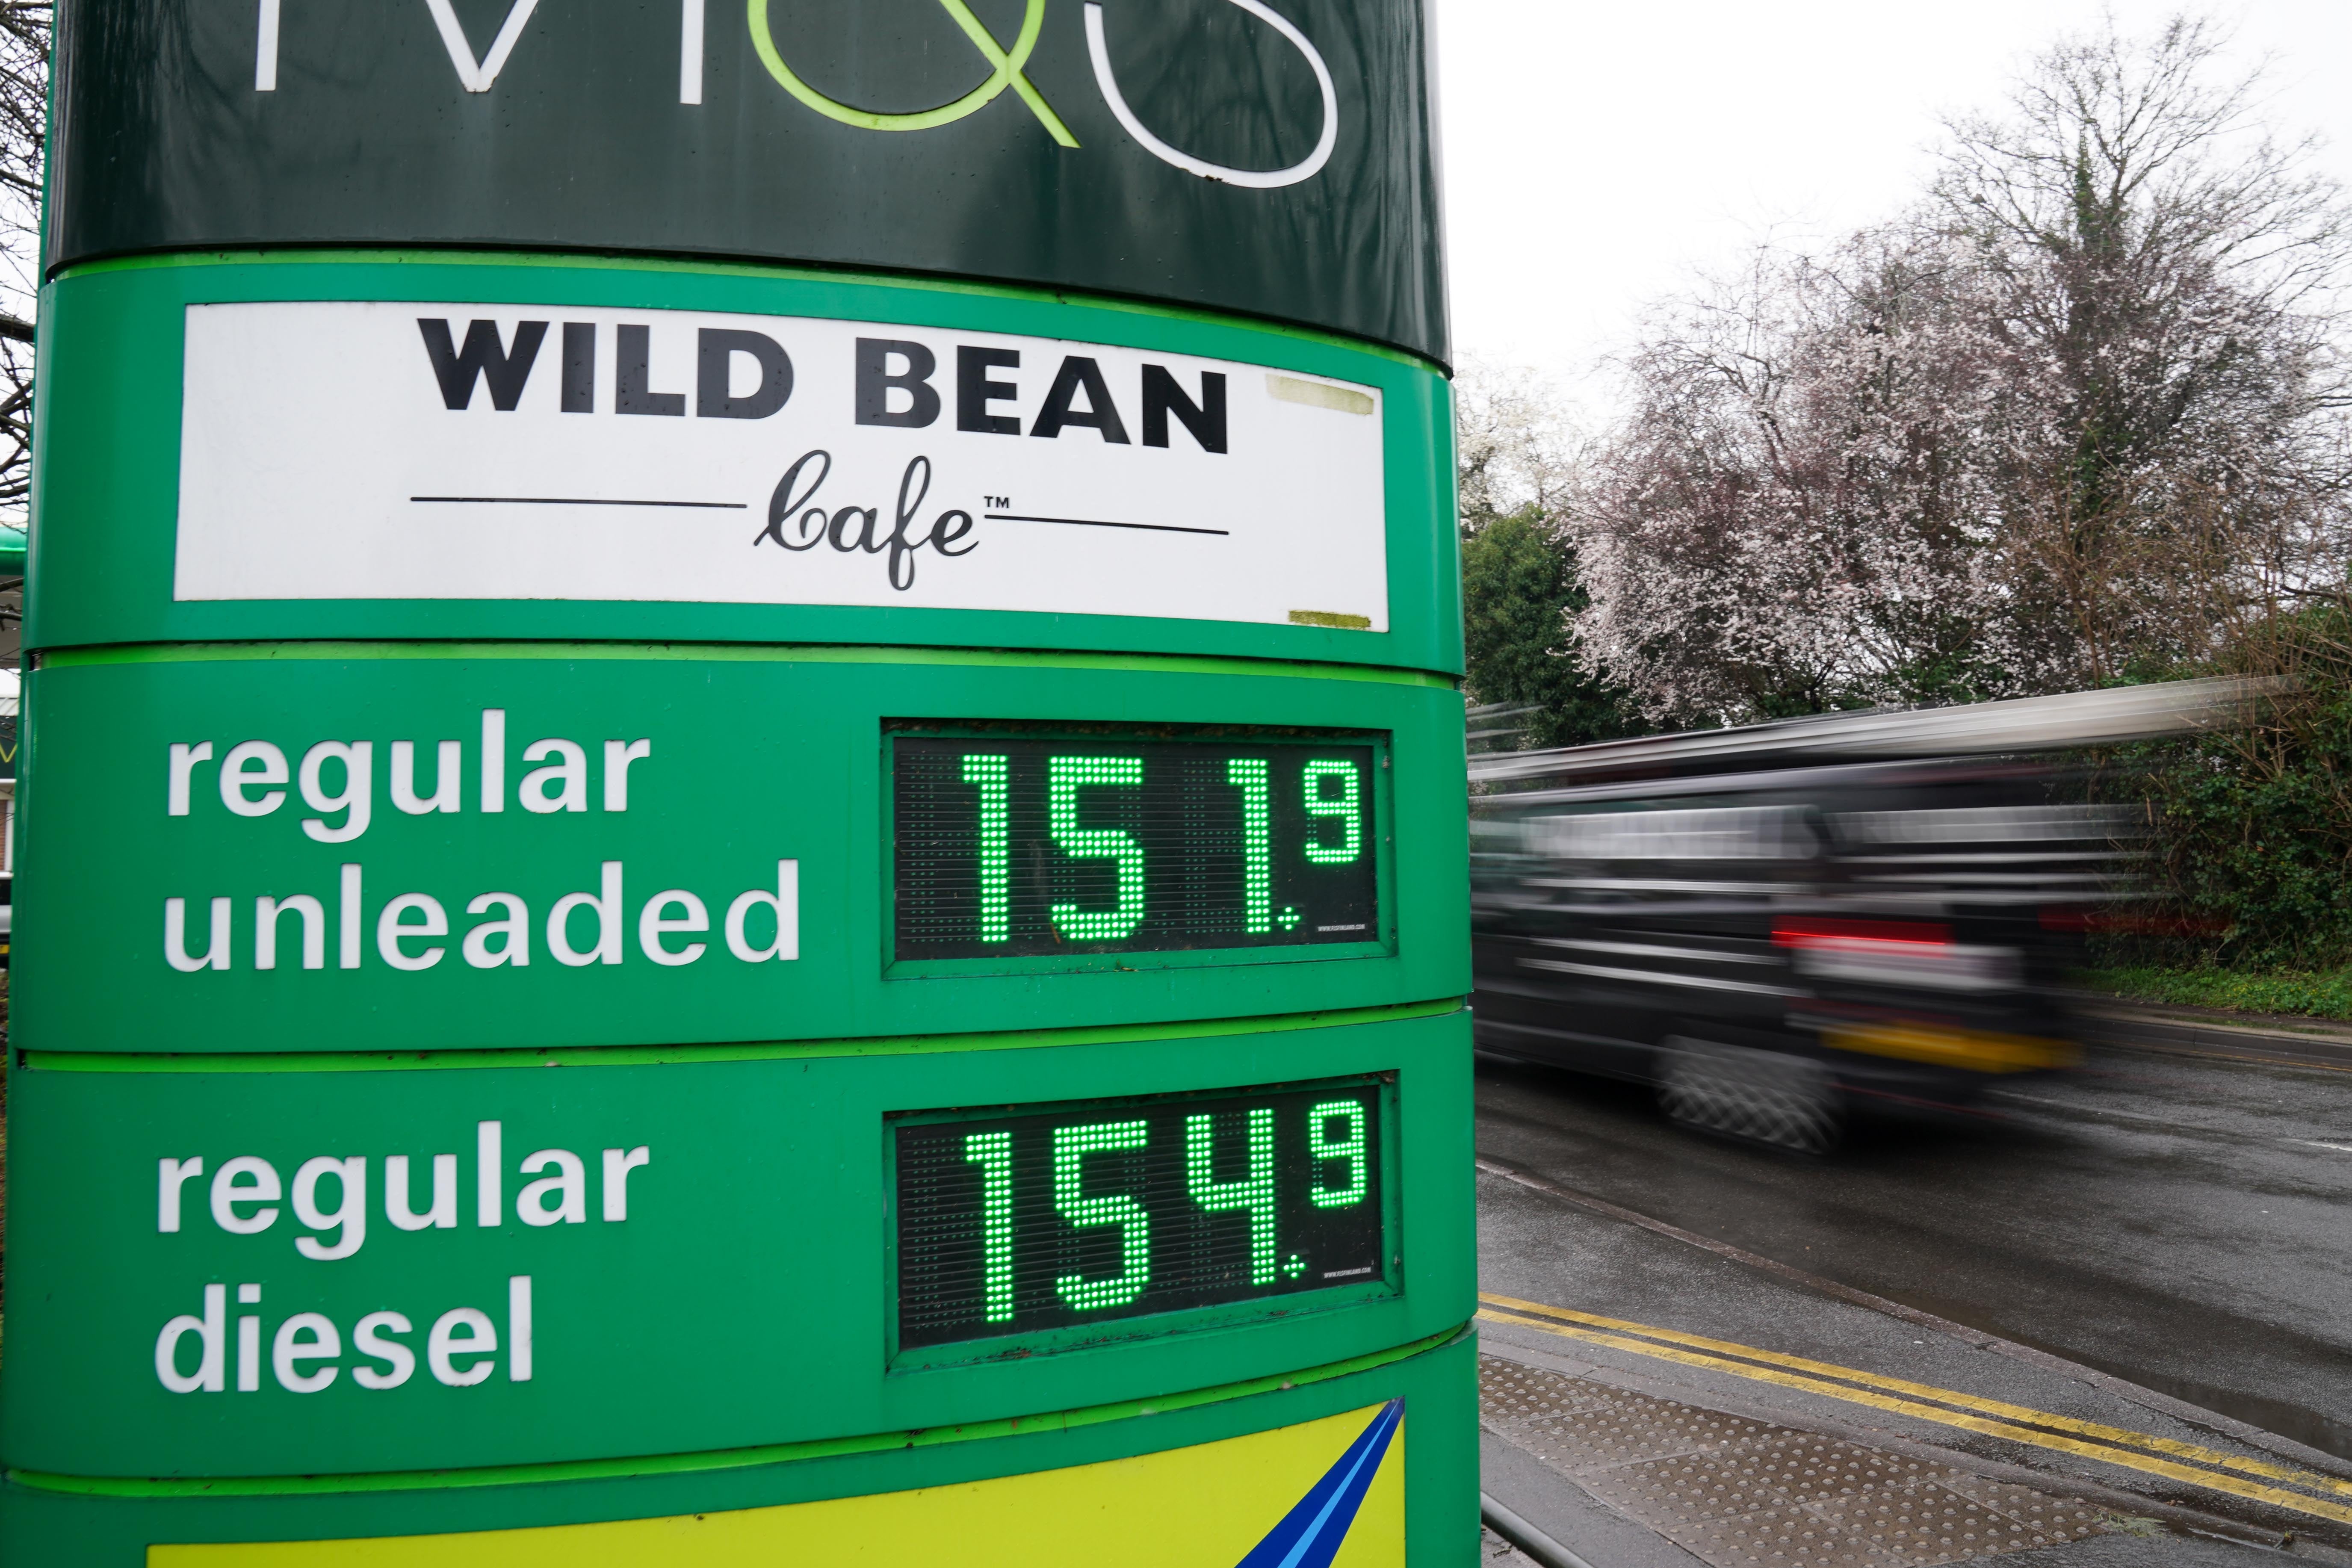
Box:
<box><xmin>1468</xmin><ymin>681</ymin><xmax>2269</xmax><ymax>1151</ymax></box>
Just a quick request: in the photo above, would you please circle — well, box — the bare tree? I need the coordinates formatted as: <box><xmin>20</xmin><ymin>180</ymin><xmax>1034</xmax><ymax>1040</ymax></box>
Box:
<box><xmin>1450</xmin><ymin>359</ymin><xmax>1641</xmax><ymax>743</ymax></box>
<box><xmin>1453</xmin><ymin>355</ymin><xmax>1579</xmax><ymax>532</ymax></box>
<box><xmin>0</xmin><ymin>0</ymin><xmax>44</xmax><ymax>525</ymax></box>
<box><xmin>1570</xmin><ymin>234</ymin><xmax>2019</xmax><ymax>721</ymax></box>
<box><xmin>1938</xmin><ymin>13</ymin><xmax>2352</xmax><ymax>685</ymax></box>
<box><xmin>1572</xmin><ymin>14</ymin><xmax>2352</xmax><ymax>725</ymax></box>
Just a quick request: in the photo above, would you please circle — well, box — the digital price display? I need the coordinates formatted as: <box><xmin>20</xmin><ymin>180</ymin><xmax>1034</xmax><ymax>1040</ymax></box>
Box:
<box><xmin>891</xmin><ymin>731</ymin><xmax>1381</xmax><ymax>960</ymax></box>
<box><xmin>893</xmin><ymin>1081</ymin><xmax>1388</xmax><ymax>1350</ymax></box>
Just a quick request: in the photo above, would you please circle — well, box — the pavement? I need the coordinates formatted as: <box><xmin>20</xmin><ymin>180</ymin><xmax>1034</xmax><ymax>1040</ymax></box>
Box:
<box><xmin>1473</xmin><ymin>1004</ymin><xmax>2352</xmax><ymax>1564</ymax></box>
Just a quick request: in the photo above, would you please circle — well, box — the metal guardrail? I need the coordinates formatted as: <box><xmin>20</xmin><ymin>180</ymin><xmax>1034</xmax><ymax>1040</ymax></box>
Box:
<box><xmin>1467</xmin><ymin>702</ymin><xmax>1544</xmax><ymax>752</ymax></box>
<box><xmin>1482</xmin><ymin>1492</ymin><xmax>1600</xmax><ymax>1568</ymax></box>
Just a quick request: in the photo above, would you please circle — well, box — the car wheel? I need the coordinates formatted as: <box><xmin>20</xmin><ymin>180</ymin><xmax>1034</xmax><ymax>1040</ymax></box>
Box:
<box><xmin>1657</xmin><ymin>1037</ymin><xmax>1843</xmax><ymax>1154</ymax></box>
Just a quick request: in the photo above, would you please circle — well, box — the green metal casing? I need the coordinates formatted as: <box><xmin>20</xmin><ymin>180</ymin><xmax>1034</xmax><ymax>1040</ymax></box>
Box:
<box><xmin>0</xmin><ymin>252</ymin><xmax>1474</xmax><ymax>1562</ymax></box>
<box><xmin>8</xmin><ymin>0</ymin><xmax>1466</xmax><ymax>1556</ymax></box>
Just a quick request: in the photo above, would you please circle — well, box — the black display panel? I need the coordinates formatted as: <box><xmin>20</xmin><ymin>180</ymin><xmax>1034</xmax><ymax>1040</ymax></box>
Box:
<box><xmin>50</xmin><ymin>0</ymin><xmax>1448</xmax><ymax>363</ymax></box>
<box><xmin>892</xmin><ymin>732</ymin><xmax>1381</xmax><ymax>961</ymax></box>
<box><xmin>894</xmin><ymin>1081</ymin><xmax>1387</xmax><ymax>1350</ymax></box>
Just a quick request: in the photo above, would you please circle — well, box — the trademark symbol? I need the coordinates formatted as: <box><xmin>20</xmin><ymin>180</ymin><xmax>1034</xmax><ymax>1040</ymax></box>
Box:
<box><xmin>985</xmin><ymin>494</ymin><xmax>1011</xmax><ymax>509</ymax></box>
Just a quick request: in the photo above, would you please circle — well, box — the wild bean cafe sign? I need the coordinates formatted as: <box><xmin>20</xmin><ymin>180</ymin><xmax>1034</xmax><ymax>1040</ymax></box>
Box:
<box><xmin>176</xmin><ymin>304</ymin><xmax>1390</xmax><ymax>630</ymax></box>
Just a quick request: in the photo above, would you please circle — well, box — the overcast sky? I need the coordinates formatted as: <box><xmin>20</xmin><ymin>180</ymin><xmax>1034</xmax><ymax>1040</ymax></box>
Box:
<box><xmin>1434</xmin><ymin>1</ymin><xmax>2352</xmax><ymax>403</ymax></box>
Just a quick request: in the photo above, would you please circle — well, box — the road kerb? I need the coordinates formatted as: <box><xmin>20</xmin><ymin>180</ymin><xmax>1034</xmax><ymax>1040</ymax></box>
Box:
<box><xmin>1478</xmin><ymin>1302</ymin><xmax>2352</xmax><ymax>1528</ymax></box>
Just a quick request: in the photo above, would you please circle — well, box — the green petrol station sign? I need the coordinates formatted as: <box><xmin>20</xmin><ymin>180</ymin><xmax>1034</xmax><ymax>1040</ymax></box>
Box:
<box><xmin>3</xmin><ymin>3</ymin><xmax>1471</xmax><ymax>1564</ymax></box>
<box><xmin>27</xmin><ymin>258</ymin><xmax>1459</xmax><ymax>664</ymax></box>
<box><xmin>20</xmin><ymin>646</ymin><xmax>1466</xmax><ymax>1053</ymax></box>
<box><xmin>6</xmin><ymin>1008</ymin><xmax>1468</xmax><ymax>1481</ymax></box>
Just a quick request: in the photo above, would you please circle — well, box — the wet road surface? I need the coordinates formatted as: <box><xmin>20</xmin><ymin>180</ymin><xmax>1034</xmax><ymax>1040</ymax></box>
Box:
<box><xmin>1476</xmin><ymin>1036</ymin><xmax>2352</xmax><ymax>1460</ymax></box>
<box><xmin>1473</xmin><ymin>1025</ymin><xmax>2352</xmax><ymax>1563</ymax></box>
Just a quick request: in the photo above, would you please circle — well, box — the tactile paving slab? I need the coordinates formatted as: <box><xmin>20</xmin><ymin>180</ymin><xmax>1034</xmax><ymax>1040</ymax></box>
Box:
<box><xmin>1481</xmin><ymin>1354</ymin><xmax>2110</xmax><ymax>1565</ymax></box>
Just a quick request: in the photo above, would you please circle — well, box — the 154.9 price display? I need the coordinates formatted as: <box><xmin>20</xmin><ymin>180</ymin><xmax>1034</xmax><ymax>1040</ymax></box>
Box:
<box><xmin>891</xmin><ymin>730</ymin><xmax>1382</xmax><ymax>960</ymax></box>
<box><xmin>892</xmin><ymin>1081</ymin><xmax>1388</xmax><ymax>1350</ymax></box>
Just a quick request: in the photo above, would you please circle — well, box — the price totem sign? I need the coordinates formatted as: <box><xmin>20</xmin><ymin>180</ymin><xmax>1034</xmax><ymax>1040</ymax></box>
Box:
<box><xmin>0</xmin><ymin>2</ymin><xmax>1471</xmax><ymax>1562</ymax></box>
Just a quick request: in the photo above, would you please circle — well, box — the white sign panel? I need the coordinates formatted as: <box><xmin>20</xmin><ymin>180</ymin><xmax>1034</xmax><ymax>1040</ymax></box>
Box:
<box><xmin>174</xmin><ymin>302</ymin><xmax>1389</xmax><ymax>630</ymax></box>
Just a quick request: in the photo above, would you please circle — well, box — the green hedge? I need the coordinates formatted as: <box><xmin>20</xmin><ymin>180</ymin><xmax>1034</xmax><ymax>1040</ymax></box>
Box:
<box><xmin>2077</xmin><ymin>964</ymin><xmax>2352</xmax><ymax>1022</ymax></box>
<box><xmin>2097</xmin><ymin>682</ymin><xmax>2352</xmax><ymax>973</ymax></box>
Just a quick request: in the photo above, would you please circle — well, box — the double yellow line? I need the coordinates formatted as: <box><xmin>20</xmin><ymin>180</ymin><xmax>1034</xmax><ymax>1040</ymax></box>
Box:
<box><xmin>1477</xmin><ymin>1293</ymin><xmax>2352</xmax><ymax>1527</ymax></box>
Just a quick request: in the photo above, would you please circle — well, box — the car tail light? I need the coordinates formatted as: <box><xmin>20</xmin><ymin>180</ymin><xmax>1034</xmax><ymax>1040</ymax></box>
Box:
<box><xmin>1773</xmin><ymin>918</ymin><xmax>1951</xmax><ymax>948</ymax></box>
<box><xmin>1773</xmin><ymin>918</ymin><xmax>2018</xmax><ymax>992</ymax></box>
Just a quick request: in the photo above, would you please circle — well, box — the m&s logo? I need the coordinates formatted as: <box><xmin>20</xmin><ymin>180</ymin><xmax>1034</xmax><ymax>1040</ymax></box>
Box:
<box><xmin>248</xmin><ymin>0</ymin><xmax>1339</xmax><ymax>190</ymax></box>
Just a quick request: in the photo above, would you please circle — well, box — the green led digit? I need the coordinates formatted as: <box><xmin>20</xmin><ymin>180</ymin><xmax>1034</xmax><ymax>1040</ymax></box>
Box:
<box><xmin>1302</xmin><ymin>760</ymin><xmax>1363</xmax><ymax>865</ymax></box>
<box><xmin>1225</xmin><ymin>756</ymin><xmax>1274</xmax><ymax>933</ymax></box>
<box><xmin>1052</xmin><ymin>1120</ymin><xmax>1153</xmax><ymax>1311</ymax></box>
<box><xmin>962</xmin><ymin>1130</ymin><xmax>1016</xmax><ymax>1322</ymax></box>
<box><xmin>1185</xmin><ymin>1107</ymin><xmax>1277</xmax><ymax>1285</ymax></box>
<box><xmin>1308</xmin><ymin>1099</ymin><xmax>1368</xmax><ymax>1208</ymax></box>
<box><xmin>960</xmin><ymin>753</ymin><xmax>1011</xmax><ymax>943</ymax></box>
<box><xmin>1048</xmin><ymin>756</ymin><xmax>1147</xmax><ymax>942</ymax></box>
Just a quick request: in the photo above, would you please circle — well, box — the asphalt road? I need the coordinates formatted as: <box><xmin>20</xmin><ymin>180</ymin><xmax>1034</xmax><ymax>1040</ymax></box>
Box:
<box><xmin>1474</xmin><ymin>1030</ymin><xmax>2352</xmax><ymax>1466</ymax></box>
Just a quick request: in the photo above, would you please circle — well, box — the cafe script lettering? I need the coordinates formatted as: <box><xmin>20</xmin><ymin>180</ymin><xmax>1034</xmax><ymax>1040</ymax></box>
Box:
<box><xmin>175</xmin><ymin>301</ymin><xmax>1392</xmax><ymax>629</ymax></box>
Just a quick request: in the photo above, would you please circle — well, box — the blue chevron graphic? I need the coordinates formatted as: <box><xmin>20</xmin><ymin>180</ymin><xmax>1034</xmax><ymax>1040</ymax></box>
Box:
<box><xmin>1232</xmin><ymin>1399</ymin><xmax>1404</xmax><ymax>1568</ymax></box>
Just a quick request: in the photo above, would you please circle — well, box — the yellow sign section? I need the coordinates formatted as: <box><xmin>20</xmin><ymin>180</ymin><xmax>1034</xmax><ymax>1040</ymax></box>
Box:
<box><xmin>152</xmin><ymin>1401</ymin><xmax>1406</xmax><ymax>1568</ymax></box>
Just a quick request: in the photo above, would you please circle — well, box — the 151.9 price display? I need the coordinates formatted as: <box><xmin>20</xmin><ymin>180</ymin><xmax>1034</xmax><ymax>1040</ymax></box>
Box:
<box><xmin>893</xmin><ymin>1081</ymin><xmax>1388</xmax><ymax>1350</ymax></box>
<box><xmin>891</xmin><ymin>730</ymin><xmax>1382</xmax><ymax>960</ymax></box>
